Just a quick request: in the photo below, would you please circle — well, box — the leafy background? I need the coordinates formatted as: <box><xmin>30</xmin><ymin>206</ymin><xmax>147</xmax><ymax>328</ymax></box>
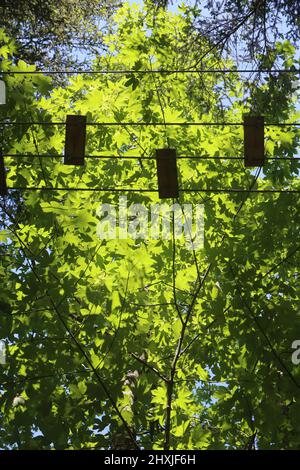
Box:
<box><xmin>0</xmin><ymin>2</ymin><xmax>300</xmax><ymax>450</ymax></box>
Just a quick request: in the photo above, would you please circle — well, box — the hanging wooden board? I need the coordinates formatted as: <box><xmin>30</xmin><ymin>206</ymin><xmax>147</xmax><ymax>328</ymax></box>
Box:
<box><xmin>64</xmin><ymin>115</ymin><xmax>86</xmax><ymax>165</ymax></box>
<box><xmin>156</xmin><ymin>148</ymin><xmax>179</xmax><ymax>199</ymax></box>
<box><xmin>0</xmin><ymin>152</ymin><xmax>7</xmax><ymax>196</ymax></box>
<box><xmin>244</xmin><ymin>116</ymin><xmax>265</xmax><ymax>167</ymax></box>
<box><xmin>0</xmin><ymin>80</ymin><xmax>6</xmax><ymax>105</ymax></box>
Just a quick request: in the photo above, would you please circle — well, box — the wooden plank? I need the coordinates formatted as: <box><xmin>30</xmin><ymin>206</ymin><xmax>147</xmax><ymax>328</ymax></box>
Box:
<box><xmin>0</xmin><ymin>152</ymin><xmax>7</xmax><ymax>196</ymax></box>
<box><xmin>156</xmin><ymin>148</ymin><xmax>179</xmax><ymax>199</ymax></box>
<box><xmin>0</xmin><ymin>80</ymin><xmax>6</xmax><ymax>105</ymax></box>
<box><xmin>244</xmin><ymin>116</ymin><xmax>265</xmax><ymax>167</ymax></box>
<box><xmin>64</xmin><ymin>115</ymin><xmax>86</xmax><ymax>165</ymax></box>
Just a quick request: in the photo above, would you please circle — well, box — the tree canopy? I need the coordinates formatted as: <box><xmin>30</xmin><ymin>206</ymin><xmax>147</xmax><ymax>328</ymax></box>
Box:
<box><xmin>0</xmin><ymin>0</ymin><xmax>120</xmax><ymax>69</ymax></box>
<box><xmin>0</xmin><ymin>3</ymin><xmax>300</xmax><ymax>450</ymax></box>
<box><xmin>151</xmin><ymin>0</ymin><xmax>300</xmax><ymax>70</ymax></box>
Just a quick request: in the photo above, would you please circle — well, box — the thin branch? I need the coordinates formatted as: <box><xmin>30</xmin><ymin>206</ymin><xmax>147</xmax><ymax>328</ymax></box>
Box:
<box><xmin>131</xmin><ymin>353</ymin><xmax>168</xmax><ymax>383</ymax></box>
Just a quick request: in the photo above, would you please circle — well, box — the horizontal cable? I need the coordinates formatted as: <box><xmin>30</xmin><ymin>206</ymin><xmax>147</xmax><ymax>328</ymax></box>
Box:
<box><xmin>1</xmin><ymin>121</ymin><xmax>299</xmax><ymax>127</ymax></box>
<box><xmin>1</xmin><ymin>69</ymin><xmax>300</xmax><ymax>75</ymax></box>
<box><xmin>3</xmin><ymin>154</ymin><xmax>300</xmax><ymax>161</ymax></box>
<box><xmin>6</xmin><ymin>187</ymin><xmax>300</xmax><ymax>194</ymax></box>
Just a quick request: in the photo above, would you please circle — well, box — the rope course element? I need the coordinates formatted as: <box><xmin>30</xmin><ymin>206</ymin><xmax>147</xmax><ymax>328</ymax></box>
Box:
<box><xmin>0</xmin><ymin>121</ymin><xmax>299</xmax><ymax>127</ymax></box>
<box><xmin>3</xmin><ymin>154</ymin><xmax>300</xmax><ymax>161</ymax></box>
<box><xmin>6</xmin><ymin>187</ymin><xmax>300</xmax><ymax>194</ymax></box>
<box><xmin>1</xmin><ymin>69</ymin><xmax>300</xmax><ymax>75</ymax></box>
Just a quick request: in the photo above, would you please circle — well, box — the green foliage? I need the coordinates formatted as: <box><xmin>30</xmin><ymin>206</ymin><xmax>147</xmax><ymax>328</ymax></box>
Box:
<box><xmin>168</xmin><ymin>0</ymin><xmax>300</xmax><ymax>71</ymax></box>
<box><xmin>0</xmin><ymin>0</ymin><xmax>120</xmax><ymax>69</ymax></box>
<box><xmin>0</xmin><ymin>4</ymin><xmax>300</xmax><ymax>450</ymax></box>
